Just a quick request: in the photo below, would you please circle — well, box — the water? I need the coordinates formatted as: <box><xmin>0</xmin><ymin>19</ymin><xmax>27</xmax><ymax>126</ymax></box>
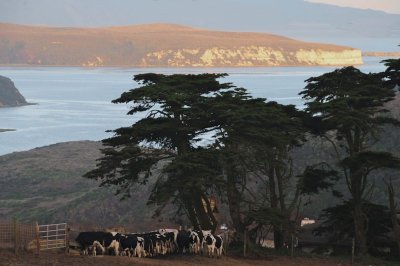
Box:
<box><xmin>0</xmin><ymin>57</ymin><xmax>389</xmax><ymax>155</ymax></box>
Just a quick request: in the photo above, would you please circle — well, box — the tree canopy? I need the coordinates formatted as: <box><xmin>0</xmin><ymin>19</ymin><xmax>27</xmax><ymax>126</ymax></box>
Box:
<box><xmin>300</xmin><ymin>66</ymin><xmax>400</xmax><ymax>255</ymax></box>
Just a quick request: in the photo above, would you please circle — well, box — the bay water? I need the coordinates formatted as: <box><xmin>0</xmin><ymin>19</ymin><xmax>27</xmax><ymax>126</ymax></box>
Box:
<box><xmin>0</xmin><ymin>57</ymin><xmax>389</xmax><ymax>155</ymax></box>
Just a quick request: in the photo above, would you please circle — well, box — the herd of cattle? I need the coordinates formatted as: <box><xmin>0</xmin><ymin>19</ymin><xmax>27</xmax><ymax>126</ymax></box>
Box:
<box><xmin>75</xmin><ymin>229</ymin><xmax>224</xmax><ymax>258</ymax></box>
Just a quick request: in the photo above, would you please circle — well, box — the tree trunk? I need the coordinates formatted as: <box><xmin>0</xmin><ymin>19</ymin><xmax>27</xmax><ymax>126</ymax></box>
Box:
<box><xmin>387</xmin><ymin>180</ymin><xmax>400</xmax><ymax>257</ymax></box>
<box><xmin>269</xmin><ymin>165</ymin><xmax>285</xmax><ymax>249</ymax></box>
<box><xmin>273</xmin><ymin>227</ymin><xmax>285</xmax><ymax>249</ymax></box>
<box><xmin>353</xmin><ymin>199</ymin><xmax>368</xmax><ymax>255</ymax></box>
<box><xmin>226</xmin><ymin>170</ymin><xmax>245</xmax><ymax>240</ymax></box>
<box><xmin>182</xmin><ymin>193</ymin><xmax>200</xmax><ymax>230</ymax></box>
<box><xmin>192</xmin><ymin>189</ymin><xmax>215</xmax><ymax>231</ymax></box>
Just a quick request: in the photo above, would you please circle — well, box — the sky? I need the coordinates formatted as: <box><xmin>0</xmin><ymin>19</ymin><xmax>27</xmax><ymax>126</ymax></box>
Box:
<box><xmin>307</xmin><ymin>0</ymin><xmax>400</xmax><ymax>14</ymax></box>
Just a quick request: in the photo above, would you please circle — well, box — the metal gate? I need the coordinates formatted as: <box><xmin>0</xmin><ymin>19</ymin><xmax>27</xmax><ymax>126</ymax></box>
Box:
<box><xmin>37</xmin><ymin>223</ymin><xmax>68</xmax><ymax>251</ymax></box>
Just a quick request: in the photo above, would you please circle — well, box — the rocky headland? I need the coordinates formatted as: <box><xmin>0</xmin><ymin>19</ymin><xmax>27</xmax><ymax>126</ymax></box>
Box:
<box><xmin>0</xmin><ymin>75</ymin><xmax>28</xmax><ymax>107</ymax></box>
<box><xmin>0</xmin><ymin>23</ymin><xmax>363</xmax><ymax>67</ymax></box>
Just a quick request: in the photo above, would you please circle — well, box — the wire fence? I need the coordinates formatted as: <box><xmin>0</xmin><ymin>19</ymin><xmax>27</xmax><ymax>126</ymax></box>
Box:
<box><xmin>0</xmin><ymin>218</ymin><xmax>37</xmax><ymax>253</ymax></box>
<box><xmin>0</xmin><ymin>218</ymin><xmax>68</xmax><ymax>255</ymax></box>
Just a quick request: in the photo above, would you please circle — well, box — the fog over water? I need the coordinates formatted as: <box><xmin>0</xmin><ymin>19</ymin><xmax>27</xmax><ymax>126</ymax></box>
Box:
<box><xmin>0</xmin><ymin>57</ymin><xmax>389</xmax><ymax>155</ymax></box>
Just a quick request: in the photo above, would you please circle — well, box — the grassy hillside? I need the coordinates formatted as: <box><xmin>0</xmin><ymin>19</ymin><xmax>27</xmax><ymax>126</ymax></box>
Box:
<box><xmin>0</xmin><ymin>141</ymin><xmax>178</xmax><ymax>230</ymax></box>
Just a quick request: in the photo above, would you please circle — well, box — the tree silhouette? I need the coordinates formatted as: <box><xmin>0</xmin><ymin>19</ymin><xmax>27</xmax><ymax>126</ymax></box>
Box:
<box><xmin>300</xmin><ymin>66</ymin><xmax>400</xmax><ymax>256</ymax></box>
<box><xmin>85</xmin><ymin>73</ymin><xmax>234</xmax><ymax>231</ymax></box>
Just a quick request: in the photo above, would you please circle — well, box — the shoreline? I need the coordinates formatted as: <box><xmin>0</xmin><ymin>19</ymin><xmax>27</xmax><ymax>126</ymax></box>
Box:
<box><xmin>0</xmin><ymin>102</ymin><xmax>37</xmax><ymax>108</ymax></box>
<box><xmin>0</xmin><ymin>63</ymin><xmax>365</xmax><ymax>69</ymax></box>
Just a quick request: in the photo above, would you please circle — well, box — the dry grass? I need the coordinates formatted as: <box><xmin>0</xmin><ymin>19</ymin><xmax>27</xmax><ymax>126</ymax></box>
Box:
<box><xmin>0</xmin><ymin>250</ymin><xmax>356</xmax><ymax>266</ymax></box>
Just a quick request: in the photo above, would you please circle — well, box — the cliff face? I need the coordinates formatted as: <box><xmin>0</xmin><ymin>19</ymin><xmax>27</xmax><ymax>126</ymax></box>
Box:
<box><xmin>0</xmin><ymin>75</ymin><xmax>28</xmax><ymax>107</ymax></box>
<box><xmin>0</xmin><ymin>23</ymin><xmax>363</xmax><ymax>67</ymax></box>
<box><xmin>142</xmin><ymin>46</ymin><xmax>362</xmax><ymax>67</ymax></box>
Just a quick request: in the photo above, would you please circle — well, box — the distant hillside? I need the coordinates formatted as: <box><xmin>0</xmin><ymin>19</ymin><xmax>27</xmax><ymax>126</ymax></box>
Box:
<box><xmin>0</xmin><ymin>75</ymin><xmax>28</xmax><ymax>107</ymax></box>
<box><xmin>0</xmin><ymin>23</ymin><xmax>362</xmax><ymax>67</ymax></box>
<box><xmin>363</xmin><ymin>51</ymin><xmax>400</xmax><ymax>57</ymax></box>
<box><xmin>0</xmin><ymin>141</ymin><xmax>179</xmax><ymax>230</ymax></box>
<box><xmin>1</xmin><ymin>0</ymin><xmax>399</xmax><ymax>41</ymax></box>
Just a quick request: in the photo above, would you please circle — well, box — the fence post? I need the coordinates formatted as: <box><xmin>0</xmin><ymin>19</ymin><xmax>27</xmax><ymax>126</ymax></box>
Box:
<box><xmin>243</xmin><ymin>230</ymin><xmax>247</xmax><ymax>257</ymax></box>
<box><xmin>36</xmin><ymin>222</ymin><xmax>40</xmax><ymax>256</ymax></box>
<box><xmin>65</xmin><ymin>225</ymin><xmax>69</xmax><ymax>254</ymax></box>
<box><xmin>224</xmin><ymin>231</ymin><xmax>228</xmax><ymax>256</ymax></box>
<box><xmin>13</xmin><ymin>217</ymin><xmax>17</xmax><ymax>255</ymax></box>
<box><xmin>291</xmin><ymin>233</ymin><xmax>294</xmax><ymax>257</ymax></box>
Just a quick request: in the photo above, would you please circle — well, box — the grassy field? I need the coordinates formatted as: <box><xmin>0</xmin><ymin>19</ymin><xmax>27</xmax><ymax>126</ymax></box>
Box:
<box><xmin>0</xmin><ymin>250</ymin><xmax>366</xmax><ymax>266</ymax></box>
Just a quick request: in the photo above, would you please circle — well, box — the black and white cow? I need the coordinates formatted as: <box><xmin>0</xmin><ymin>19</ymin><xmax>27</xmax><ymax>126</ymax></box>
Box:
<box><xmin>134</xmin><ymin>232</ymin><xmax>165</xmax><ymax>257</ymax></box>
<box><xmin>205</xmin><ymin>233</ymin><xmax>216</xmax><ymax>257</ymax></box>
<box><xmin>158</xmin><ymin>228</ymin><xmax>179</xmax><ymax>253</ymax></box>
<box><xmin>194</xmin><ymin>229</ymin><xmax>212</xmax><ymax>254</ymax></box>
<box><xmin>119</xmin><ymin>234</ymin><xmax>146</xmax><ymax>257</ymax></box>
<box><xmin>189</xmin><ymin>230</ymin><xmax>200</xmax><ymax>254</ymax></box>
<box><xmin>215</xmin><ymin>235</ymin><xmax>223</xmax><ymax>258</ymax></box>
<box><xmin>75</xmin><ymin>231</ymin><xmax>120</xmax><ymax>256</ymax></box>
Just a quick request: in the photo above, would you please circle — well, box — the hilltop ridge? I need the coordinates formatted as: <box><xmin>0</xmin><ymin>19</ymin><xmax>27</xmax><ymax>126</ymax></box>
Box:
<box><xmin>0</xmin><ymin>23</ymin><xmax>363</xmax><ymax>67</ymax></box>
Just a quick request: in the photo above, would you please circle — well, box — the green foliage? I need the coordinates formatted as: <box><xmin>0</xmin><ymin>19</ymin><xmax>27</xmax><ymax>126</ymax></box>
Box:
<box><xmin>85</xmin><ymin>73</ymin><xmax>241</xmax><ymax>230</ymax></box>
<box><xmin>339</xmin><ymin>151</ymin><xmax>400</xmax><ymax>173</ymax></box>
<box><xmin>246</xmin><ymin>207</ymin><xmax>286</xmax><ymax>226</ymax></box>
<box><xmin>298</xmin><ymin>163</ymin><xmax>338</xmax><ymax>195</ymax></box>
<box><xmin>300</xmin><ymin>64</ymin><xmax>400</xmax><ymax>255</ymax></box>
<box><xmin>85</xmin><ymin>73</ymin><xmax>233</xmax><ymax>196</ymax></box>
<box><xmin>300</xmin><ymin>66</ymin><xmax>396</xmax><ymax>140</ymax></box>
<box><xmin>149</xmin><ymin>148</ymin><xmax>223</xmax><ymax>206</ymax></box>
<box><xmin>314</xmin><ymin>200</ymin><xmax>392</xmax><ymax>247</ymax></box>
<box><xmin>382</xmin><ymin>56</ymin><xmax>400</xmax><ymax>89</ymax></box>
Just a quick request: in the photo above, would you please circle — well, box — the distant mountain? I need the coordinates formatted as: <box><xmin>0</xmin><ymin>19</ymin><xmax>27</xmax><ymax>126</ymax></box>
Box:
<box><xmin>0</xmin><ymin>0</ymin><xmax>398</xmax><ymax>40</ymax></box>
<box><xmin>0</xmin><ymin>23</ymin><xmax>362</xmax><ymax>67</ymax></box>
<box><xmin>0</xmin><ymin>75</ymin><xmax>28</xmax><ymax>107</ymax></box>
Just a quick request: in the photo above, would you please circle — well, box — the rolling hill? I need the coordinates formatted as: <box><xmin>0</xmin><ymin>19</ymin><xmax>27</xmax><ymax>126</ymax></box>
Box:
<box><xmin>0</xmin><ymin>141</ymin><xmax>179</xmax><ymax>231</ymax></box>
<box><xmin>0</xmin><ymin>23</ymin><xmax>362</xmax><ymax>67</ymax></box>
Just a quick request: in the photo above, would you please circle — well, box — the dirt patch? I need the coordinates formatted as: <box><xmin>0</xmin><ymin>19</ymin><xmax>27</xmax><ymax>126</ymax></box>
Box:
<box><xmin>0</xmin><ymin>251</ymin><xmax>355</xmax><ymax>266</ymax></box>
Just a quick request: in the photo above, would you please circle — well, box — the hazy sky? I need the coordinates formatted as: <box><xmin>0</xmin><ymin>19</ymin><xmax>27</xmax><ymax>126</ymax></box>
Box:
<box><xmin>307</xmin><ymin>0</ymin><xmax>400</xmax><ymax>14</ymax></box>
